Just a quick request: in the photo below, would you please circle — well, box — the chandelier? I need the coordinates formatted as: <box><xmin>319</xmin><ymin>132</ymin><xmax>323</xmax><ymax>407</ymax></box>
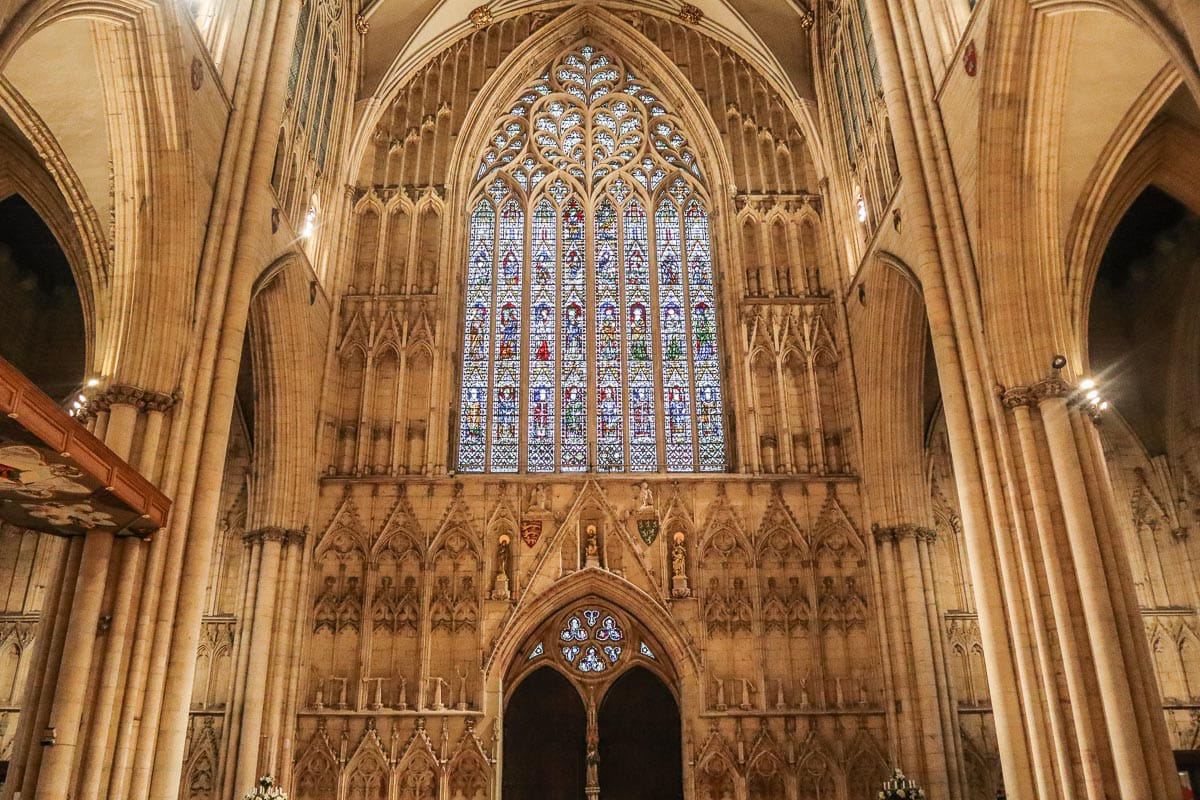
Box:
<box><xmin>879</xmin><ymin>768</ymin><xmax>926</xmax><ymax>800</ymax></box>
<box><xmin>243</xmin><ymin>776</ymin><xmax>287</xmax><ymax>800</ymax></box>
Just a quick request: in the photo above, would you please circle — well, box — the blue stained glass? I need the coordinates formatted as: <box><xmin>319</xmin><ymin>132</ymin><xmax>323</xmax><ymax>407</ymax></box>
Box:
<box><xmin>578</xmin><ymin>646</ymin><xmax>606</xmax><ymax>672</ymax></box>
<box><xmin>595</xmin><ymin>199</ymin><xmax>624</xmax><ymax>470</ymax></box>
<box><xmin>490</xmin><ymin>200</ymin><xmax>524</xmax><ymax>472</ymax></box>
<box><xmin>459</xmin><ymin>44</ymin><xmax>726</xmax><ymax>475</ymax></box>
<box><xmin>560</xmin><ymin>197</ymin><xmax>588</xmax><ymax>471</ymax></box>
<box><xmin>528</xmin><ymin>199</ymin><xmax>557</xmax><ymax>472</ymax></box>
<box><xmin>457</xmin><ymin>201</ymin><xmax>495</xmax><ymax>472</ymax></box>
<box><xmin>624</xmin><ymin>200</ymin><xmax>657</xmax><ymax>470</ymax></box>
<box><xmin>657</xmin><ymin>200</ymin><xmax>694</xmax><ymax>471</ymax></box>
<box><xmin>685</xmin><ymin>201</ymin><xmax>725</xmax><ymax>471</ymax></box>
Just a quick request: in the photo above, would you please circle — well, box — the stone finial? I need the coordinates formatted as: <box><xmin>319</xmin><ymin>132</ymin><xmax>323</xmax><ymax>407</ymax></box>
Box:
<box><xmin>354</xmin><ymin>13</ymin><xmax>369</xmax><ymax>35</ymax></box>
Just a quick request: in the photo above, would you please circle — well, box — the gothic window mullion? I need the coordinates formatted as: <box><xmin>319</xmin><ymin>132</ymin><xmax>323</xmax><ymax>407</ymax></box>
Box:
<box><xmin>457</xmin><ymin>43</ymin><xmax>726</xmax><ymax>474</ymax></box>
<box><xmin>646</xmin><ymin>199</ymin><xmax>669</xmax><ymax>473</ymax></box>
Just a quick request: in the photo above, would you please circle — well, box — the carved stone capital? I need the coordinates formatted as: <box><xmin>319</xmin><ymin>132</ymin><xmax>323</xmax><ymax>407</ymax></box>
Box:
<box><xmin>105</xmin><ymin>384</ymin><xmax>146</xmax><ymax>409</ymax></box>
<box><xmin>999</xmin><ymin>377</ymin><xmax>1071</xmax><ymax>408</ymax></box>
<box><xmin>1031</xmin><ymin>377</ymin><xmax>1071</xmax><ymax>401</ymax></box>
<box><xmin>142</xmin><ymin>391</ymin><xmax>179</xmax><ymax>413</ymax></box>
<box><xmin>871</xmin><ymin>522</ymin><xmax>934</xmax><ymax>543</ymax></box>
<box><xmin>244</xmin><ymin>526</ymin><xmax>291</xmax><ymax>544</ymax></box>
<box><xmin>999</xmin><ymin>384</ymin><xmax>1037</xmax><ymax>409</ymax></box>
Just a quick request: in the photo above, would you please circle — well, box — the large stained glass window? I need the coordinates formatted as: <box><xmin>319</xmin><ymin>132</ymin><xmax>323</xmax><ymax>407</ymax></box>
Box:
<box><xmin>456</xmin><ymin>44</ymin><xmax>726</xmax><ymax>473</ymax></box>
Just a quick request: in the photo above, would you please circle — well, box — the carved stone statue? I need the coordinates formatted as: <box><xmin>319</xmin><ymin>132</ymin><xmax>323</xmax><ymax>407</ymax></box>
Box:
<box><xmin>671</xmin><ymin>532</ymin><xmax>690</xmax><ymax>597</ymax></box>
<box><xmin>531</xmin><ymin>483</ymin><xmax>548</xmax><ymax>511</ymax></box>
<box><xmin>584</xmin><ymin>524</ymin><xmax>600</xmax><ymax>567</ymax></box>
<box><xmin>714</xmin><ymin>675</ymin><xmax>727</xmax><ymax>710</ymax></box>
<box><xmin>636</xmin><ymin>481</ymin><xmax>653</xmax><ymax>510</ymax></box>
<box><xmin>492</xmin><ymin>534</ymin><xmax>511</xmax><ymax>601</ymax></box>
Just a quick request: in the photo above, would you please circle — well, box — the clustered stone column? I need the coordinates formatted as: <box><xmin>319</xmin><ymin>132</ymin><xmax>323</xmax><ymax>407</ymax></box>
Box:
<box><xmin>872</xmin><ymin>523</ymin><xmax>964</xmax><ymax>800</ymax></box>
<box><xmin>4</xmin><ymin>384</ymin><xmax>178</xmax><ymax>800</ymax></box>
<box><xmin>220</xmin><ymin>527</ymin><xmax>308</xmax><ymax>796</ymax></box>
<box><xmin>998</xmin><ymin>377</ymin><xmax>1176</xmax><ymax>799</ymax></box>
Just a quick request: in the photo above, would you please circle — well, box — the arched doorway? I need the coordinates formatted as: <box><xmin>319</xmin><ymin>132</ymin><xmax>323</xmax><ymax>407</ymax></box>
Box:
<box><xmin>599</xmin><ymin>666</ymin><xmax>683</xmax><ymax>800</ymax></box>
<box><xmin>504</xmin><ymin>601</ymin><xmax>682</xmax><ymax>800</ymax></box>
<box><xmin>503</xmin><ymin>666</ymin><xmax>586</xmax><ymax>800</ymax></box>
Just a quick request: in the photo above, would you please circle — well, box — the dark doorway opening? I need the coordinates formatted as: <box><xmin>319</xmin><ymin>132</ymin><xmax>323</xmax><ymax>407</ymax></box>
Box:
<box><xmin>503</xmin><ymin>667</ymin><xmax>586</xmax><ymax>800</ymax></box>
<box><xmin>0</xmin><ymin>194</ymin><xmax>85</xmax><ymax>399</ymax></box>
<box><xmin>598</xmin><ymin>666</ymin><xmax>683</xmax><ymax>800</ymax></box>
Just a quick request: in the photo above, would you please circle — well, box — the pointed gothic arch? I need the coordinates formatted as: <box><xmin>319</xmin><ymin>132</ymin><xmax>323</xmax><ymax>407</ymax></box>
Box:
<box><xmin>450</xmin><ymin>34</ymin><xmax>730</xmax><ymax>474</ymax></box>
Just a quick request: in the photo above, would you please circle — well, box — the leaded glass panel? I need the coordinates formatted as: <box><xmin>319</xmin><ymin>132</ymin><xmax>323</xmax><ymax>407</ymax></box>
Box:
<box><xmin>456</xmin><ymin>44</ymin><xmax>726</xmax><ymax>473</ymax></box>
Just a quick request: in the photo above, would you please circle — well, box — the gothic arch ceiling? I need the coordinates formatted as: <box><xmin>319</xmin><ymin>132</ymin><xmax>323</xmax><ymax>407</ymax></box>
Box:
<box><xmin>359</xmin><ymin>0</ymin><xmax>815</xmax><ymax>106</ymax></box>
<box><xmin>1</xmin><ymin>18</ymin><xmax>109</xmax><ymax>241</ymax></box>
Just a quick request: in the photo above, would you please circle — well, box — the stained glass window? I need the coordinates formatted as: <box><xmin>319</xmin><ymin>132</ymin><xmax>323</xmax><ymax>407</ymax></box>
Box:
<box><xmin>558</xmin><ymin>608</ymin><xmax>626</xmax><ymax>674</ymax></box>
<box><xmin>456</xmin><ymin>44</ymin><xmax>726</xmax><ymax>473</ymax></box>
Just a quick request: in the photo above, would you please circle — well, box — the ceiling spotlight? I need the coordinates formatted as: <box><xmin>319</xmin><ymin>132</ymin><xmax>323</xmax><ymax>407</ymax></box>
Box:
<box><xmin>1086</xmin><ymin>389</ymin><xmax>1099</xmax><ymax>401</ymax></box>
<box><xmin>1080</xmin><ymin>378</ymin><xmax>1095</xmax><ymax>390</ymax></box>
<box><xmin>86</xmin><ymin>378</ymin><xmax>99</xmax><ymax>388</ymax></box>
<box><xmin>1050</xmin><ymin>354</ymin><xmax>1068</xmax><ymax>371</ymax></box>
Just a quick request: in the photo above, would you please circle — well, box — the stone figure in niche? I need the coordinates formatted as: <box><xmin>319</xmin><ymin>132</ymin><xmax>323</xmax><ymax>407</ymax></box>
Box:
<box><xmin>336</xmin><ymin>576</ymin><xmax>362</xmax><ymax>631</ymax></box>
<box><xmin>531</xmin><ymin>482</ymin><xmax>548</xmax><ymax>511</ymax></box>
<box><xmin>584</xmin><ymin>524</ymin><xmax>600</xmax><ymax>567</ymax></box>
<box><xmin>636</xmin><ymin>481</ymin><xmax>653</xmax><ymax>510</ymax></box>
<box><xmin>453</xmin><ymin>576</ymin><xmax>479</xmax><ymax>630</ymax></box>
<box><xmin>730</xmin><ymin>578</ymin><xmax>753</xmax><ymax>633</ymax></box>
<box><xmin>714</xmin><ymin>675</ymin><xmax>727</xmax><ymax>710</ymax></box>
<box><xmin>372</xmin><ymin>576</ymin><xmax>395</xmax><ymax>631</ymax></box>
<box><xmin>761</xmin><ymin>577</ymin><xmax>788</xmax><ymax>633</ymax></box>
<box><xmin>843</xmin><ymin>576</ymin><xmax>867</xmax><ymax>628</ymax></box>
<box><xmin>313</xmin><ymin>576</ymin><xmax>338</xmax><ymax>632</ymax></box>
<box><xmin>786</xmin><ymin>576</ymin><xmax>810</xmax><ymax>632</ymax></box>
<box><xmin>671</xmin><ymin>532</ymin><xmax>691</xmax><ymax>597</ymax></box>
<box><xmin>398</xmin><ymin>576</ymin><xmax>420</xmax><ymax>631</ymax></box>
<box><xmin>430</xmin><ymin>577</ymin><xmax>454</xmax><ymax>629</ymax></box>
<box><xmin>704</xmin><ymin>578</ymin><xmax>729</xmax><ymax>634</ymax></box>
<box><xmin>492</xmin><ymin>534</ymin><xmax>511</xmax><ymax>601</ymax></box>
<box><xmin>818</xmin><ymin>576</ymin><xmax>841</xmax><ymax>631</ymax></box>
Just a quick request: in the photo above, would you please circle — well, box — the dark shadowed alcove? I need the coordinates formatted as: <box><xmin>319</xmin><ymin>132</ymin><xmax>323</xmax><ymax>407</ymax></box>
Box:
<box><xmin>503</xmin><ymin>666</ymin><xmax>586</xmax><ymax>800</ymax></box>
<box><xmin>0</xmin><ymin>194</ymin><xmax>85</xmax><ymax>399</ymax></box>
<box><xmin>598</xmin><ymin>666</ymin><xmax>683</xmax><ymax>800</ymax></box>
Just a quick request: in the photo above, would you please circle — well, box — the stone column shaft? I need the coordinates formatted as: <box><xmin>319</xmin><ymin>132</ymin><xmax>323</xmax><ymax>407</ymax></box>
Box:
<box><xmin>1040</xmin><ymin>397</ymin><xmax>1151</xmax><ymax>798</ymax></box>
<box><xmin>1011</xmin><ymin>403</ymin><xmax>1103</xmax><ymax>799</ymax></box>
<box><xmin>34</xmin><ymin>529</ymin><xmax>115</xmax><ymax>798</ymax></box>
<box><xmin>233</xmin><ymin>532</ymin><xmax>284</xmax><ymax>792</ymax></box>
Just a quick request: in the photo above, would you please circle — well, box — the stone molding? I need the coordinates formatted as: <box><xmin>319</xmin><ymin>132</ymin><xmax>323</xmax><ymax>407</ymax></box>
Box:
<box><xmin>871</xmin><ymin>522</ymin><xmax>935</xmax><ymax>543</ymax></box>
<box><xmin>998</xmin><ymin>377</ymin><xmax>1071</xmax><ymax>408</ymax></box>
<box><xmin>243</xmin><ymin>527</ymin><xmax>307</xmax><ymax>545</ymax></box>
